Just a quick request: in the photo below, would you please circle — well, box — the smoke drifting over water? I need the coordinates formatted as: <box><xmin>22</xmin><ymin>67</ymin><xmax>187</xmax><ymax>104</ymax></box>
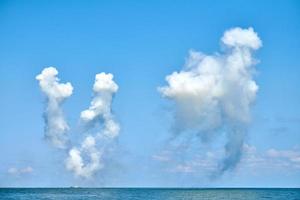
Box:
<box><xmin>36</xmin><ymin>67</ymin><xmax>73</xmax><ymax>148</ymax></box>
<box><xmin>36</xmin><ymin>27</ymin><xmax>261</xmax><ymax>181</ymax></box>
<box><xmin>159</xmin><ymin>27</ymin><xmax>262</xmax><ymax>174</ymax></box>
<box><xmin>37</xmin><ymin>68</ymin><xmax>120</xmax><ymax>179</ymax></box>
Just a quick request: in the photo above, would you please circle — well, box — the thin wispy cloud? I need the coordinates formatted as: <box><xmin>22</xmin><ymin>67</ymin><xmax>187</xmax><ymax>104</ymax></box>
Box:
<box><xmin>153</xmin><ymin>144</ymin><xmax>300</xmax><ymax>174</ymax></box>
<box><xmin>7</xmin><ymin>166</ymin><xmax>33</xmax><ymax>176</ymax></box>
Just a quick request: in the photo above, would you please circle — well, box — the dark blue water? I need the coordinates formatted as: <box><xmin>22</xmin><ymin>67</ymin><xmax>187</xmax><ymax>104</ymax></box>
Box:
<box><xmin>0</xmin><ymin>188</ymin><xmax>299</xmax><ymax>200</ymax></box>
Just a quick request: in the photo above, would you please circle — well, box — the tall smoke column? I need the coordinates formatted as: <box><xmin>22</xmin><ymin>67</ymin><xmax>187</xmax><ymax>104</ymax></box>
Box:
<box><xmin>36</xmin><ymin>67</ymin><xmax>73</xmax><ymax>148</ymax></box>
<box><xmin>159</xmin><ymin>27</ymin><xmax>262</xmax><ymax>173</ymax></box>
<box><xmin>66</xmin><ymin>72</ymin><xmax>120</xmax><ymax>178</ymax></box>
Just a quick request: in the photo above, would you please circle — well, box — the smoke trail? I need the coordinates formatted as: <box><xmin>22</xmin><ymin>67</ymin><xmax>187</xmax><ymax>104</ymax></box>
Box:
<box><xmin>159</xmin><ymin>27</ymin><xmax>262</xmax><ymax>173</ymax></box>
<box><xmin>36</xmin><ymin>67</ymin><xmax>73</xmax><ymax>148</ymax></box>
<box><xmin>66</xmin><ymin>73</ymin><xmax>120</xmax><ymax>178</ymax></box>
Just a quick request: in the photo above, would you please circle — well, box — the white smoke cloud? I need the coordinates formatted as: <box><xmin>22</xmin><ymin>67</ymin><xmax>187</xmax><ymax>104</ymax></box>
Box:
<box><xmin>36</xmin><ymin>67</ymin><xmax>73</xmax><ymax>148</ymax></box>
<box><xmin>159</xmin><ymin>27</ymin><xmax>262</xmax><ymax>174</ymax></box>
<box><xmin>66</xmin><ymin>73</ymin><xmax>120</xmax><ymax>178</ymax></box>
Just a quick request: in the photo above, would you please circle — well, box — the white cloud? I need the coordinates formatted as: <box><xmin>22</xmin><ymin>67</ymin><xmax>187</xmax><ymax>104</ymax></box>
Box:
<box><xmin>152</xmin><ymin>150</ymin><xmax>172</xmax><ymax>162</ymax></box>
<box><xmin>170</xmin><ymin>164</ymin><xmax>194</xmax><ymax>173</ymax></box>
<box><xmin>266</xmin><ymin>148</ymin><xmax>300</xmax><ymax>167</ymax></box>
<box><xmin>237</xmin><ymin>145</ymin><xmax>300</xmax><ymax>170</ymax></box>
<box><xmin>36</xmin><ymin>67</ymin><xmax>73</xmax><ymax>148</ymax></box>
<box><xmin>159</xmin><ymin>27</ymin><xmax>262</xmax><ymax>173</ymax></box>
<box><xmin>8</xmin><ymin>166</ymin><xmax>33</xmax><ymax>176</ymax></box>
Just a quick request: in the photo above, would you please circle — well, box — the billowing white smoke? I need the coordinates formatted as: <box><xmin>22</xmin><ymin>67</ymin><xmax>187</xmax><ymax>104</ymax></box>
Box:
<box><xmin>37</xmin><ymin>68</ymin><xmax>119</xmax><ymax>179</ymax></box>
<box><xmin>65</xmin><ymin>73</ymin><xmax>120</xmax><ymax>178</ymax></box>
<box><xmin>66</xmin><ymin>136</ymin><xmax>102</xmax><ymax>178</ymax></box>
<box><xmin>80</xmin><ymin>73</ymin><xmax>120</xmax><ymax>139</ymax></box>
<box><xmin>159</xmin><ymin>27</ymin><xmax>262</xmax><ymax>173</ymax></box>
<box><xmin>36</xmin><ymin>67</ymin><xmax>73</xmax><ymax>148</ymax></box>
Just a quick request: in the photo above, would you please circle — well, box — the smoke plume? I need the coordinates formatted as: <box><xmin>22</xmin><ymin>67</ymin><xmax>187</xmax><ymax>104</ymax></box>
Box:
<box><xmin>37</xmin><ymin>68</ymin><xmax>120</xmax><ymax>179</ymax></box>
<box><xmin>159</xmin><ymin>27</ymin><xmax>262</xmax><ymax>173</ymax></box>
<box><xmin>36</xmin><ymin>67</ymin><xmax>73</xmax><ymax>148</ymax></box>
<box><xmin>65</xmin><ymin>73</ymin><xmax>120</xmax><ymax>178</ymax></box>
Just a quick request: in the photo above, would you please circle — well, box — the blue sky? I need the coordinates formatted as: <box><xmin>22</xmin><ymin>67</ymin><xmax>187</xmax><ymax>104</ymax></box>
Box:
<box><xmin>0</xmin><ymin>0</ymin><xmax>300</xmax><ymax>187</ymax></box>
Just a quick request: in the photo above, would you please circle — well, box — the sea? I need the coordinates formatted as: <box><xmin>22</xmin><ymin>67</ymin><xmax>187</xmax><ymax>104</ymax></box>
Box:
<box><xmin>0</xmin><ymin>188</ymin><xmax>299</xmax><ymax>200</ymax></box>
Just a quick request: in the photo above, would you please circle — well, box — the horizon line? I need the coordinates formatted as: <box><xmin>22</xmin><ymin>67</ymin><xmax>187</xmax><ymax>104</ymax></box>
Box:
<box><xmin>1</xmin><ymin>187</ymin><xmax>299</xmax><ymax>189</ymax></box>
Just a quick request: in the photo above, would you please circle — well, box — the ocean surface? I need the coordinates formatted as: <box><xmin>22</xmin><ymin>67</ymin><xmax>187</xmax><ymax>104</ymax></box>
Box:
<box><xmin>0</xmin><ymin>188</ymin><xmax>299</xmax><ymax>200</ymax></box>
